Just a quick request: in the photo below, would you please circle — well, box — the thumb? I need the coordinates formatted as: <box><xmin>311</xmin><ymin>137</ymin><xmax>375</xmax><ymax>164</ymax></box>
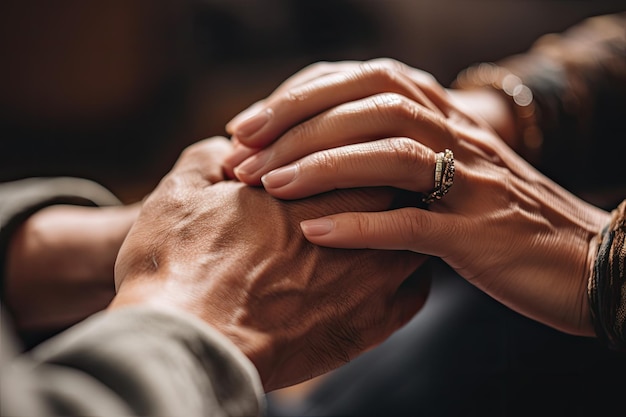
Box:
<box><xmin>172</xmin><ymin>136</ymin><xmax>234</xmax><ymax>184</ymax></box>
<box><xmin>300</xmin><ymin>207</ymin><xmax>457</xmax><ymax>257</ymax></box>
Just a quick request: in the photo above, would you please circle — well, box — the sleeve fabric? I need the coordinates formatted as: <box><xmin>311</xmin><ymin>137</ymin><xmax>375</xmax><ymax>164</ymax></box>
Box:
<box><xmin>0</xmin><ymin>177</ymin><xmax>265</xmax><ymax>416</ymax></box>
<box><xmin>0</xmin><ymin>177</ymin><xmax>125</xmax><ymax>347</ymax></box>
<box><xmin>1</xmin><ymin>305</ymin><xmax>264</xmax><ymax>417</ymax></box>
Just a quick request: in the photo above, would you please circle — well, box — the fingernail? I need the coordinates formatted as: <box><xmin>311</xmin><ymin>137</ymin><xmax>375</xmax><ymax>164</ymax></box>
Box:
<box><xmin>223</xmin><ymin>143</ymin><xmax>255</xmax><ymax>172</ymax></box>
<box><xmin>262</xmin><ymin>165</ymin><xmax>297</xmax><ymax>189</ymax></box>
<box><xmin>234</xmin><ymin>150</ymin><xmax>271</xmax><ymax>178</ymax></box>
<box><xmin>300</xmin><ymin>219</ymin><xmax>334</xmax><ymax>236</ymax></box>
<box><xmin>234</xmin><ymin>107</ymin><xmax>273</xmax><ymax>138</ymax></box>
<box><xmin>226</xmin><ymin>102</ymin><xmax>264</xmax><ymax>133</ymax></box>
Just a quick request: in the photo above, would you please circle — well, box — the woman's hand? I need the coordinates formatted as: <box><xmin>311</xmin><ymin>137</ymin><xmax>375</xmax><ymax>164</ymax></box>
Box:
<box><xmin>224</xmin><ymin>58</ymin><xmax>610</xmax><ymax>337</ymax></box>
<box><xmin>222</xmin><ymin>59</ymin><xmax>463</xmax><ymax>179</ymax></box>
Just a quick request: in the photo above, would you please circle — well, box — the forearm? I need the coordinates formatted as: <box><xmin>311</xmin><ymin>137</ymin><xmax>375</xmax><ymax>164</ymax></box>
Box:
<box><xmin>0</xmin><ymin>177</ymin><xmax>141</xmax><ymax>338</ymax></box>
<box><xmin>7</xmin><ymin>204</ymin><xmax>140</xmax><ymax>289</ymax></box>
<box><xmin>5</xmin><ymin>204</ymin><xmax>140</xmax><ymax>332</ymax></box>
<box><xmin>0</xmin><ymin>176</ymin><xmax>123</xmax><ymax>292</ymax></box>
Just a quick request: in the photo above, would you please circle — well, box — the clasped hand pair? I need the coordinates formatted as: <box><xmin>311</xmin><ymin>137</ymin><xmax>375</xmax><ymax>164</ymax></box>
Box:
<box><xmin>224</xmin><ymin>58</ymin><xmax>610</xmax><ymax>337</ymax></box>
<box><xmin>112</xmin><ymin>136</ymin><xmax>429</xmax><ymax>391</ymax></box>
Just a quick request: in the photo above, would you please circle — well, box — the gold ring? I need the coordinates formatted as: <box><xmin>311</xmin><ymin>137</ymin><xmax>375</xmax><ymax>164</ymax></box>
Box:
<box><xmin>422</xmin><ymin>149</ymin><xmax>454</xmax><ymax>204</ymax></box>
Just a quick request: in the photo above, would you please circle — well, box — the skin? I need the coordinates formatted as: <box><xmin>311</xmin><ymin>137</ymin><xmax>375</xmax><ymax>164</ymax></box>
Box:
<box><xmin>110</xmin><ymin>136</ymin><xmax>430</xmax><ymax>392</ymax></box>
<box><xmin>5</xmin><ymin>203</ymin><xmax>140</xmax><ymax>333</ymax></box>
<box><xmin>224</xmin><ymin>58</ymin><xmax>610</xmax><ymax>338</ymax></box>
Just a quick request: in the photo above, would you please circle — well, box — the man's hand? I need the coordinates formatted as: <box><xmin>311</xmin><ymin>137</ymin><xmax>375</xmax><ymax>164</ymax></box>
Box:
<box><xmin>111</xmin><ymin>136</ymin><xmax>430</xmax><ymax>391</ymax></box>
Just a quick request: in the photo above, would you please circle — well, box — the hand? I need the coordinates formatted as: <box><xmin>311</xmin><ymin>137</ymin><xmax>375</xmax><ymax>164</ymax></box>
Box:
<box><xmin>224</xmin><ymin>58</ymin><xmax>610</xmax><ymax>337</ymax></box>
<box><xmin>222</xmin><ymin>58</ymin><xmax>466</xmax><ymax>180</ymax></box>
<box><xmin>111</xmin><ymin>136</ymin><xmax>430</xmax><ymax>392</ymax></box>
<box><xmin>223</xmin><ymin>59</ymin><xmax>521</xmax><ymax>175</ymax></box>
<box><xmin>5</xmin><ymin>203</ymin><xmax>140</xmax><ymax>333</ymax></box>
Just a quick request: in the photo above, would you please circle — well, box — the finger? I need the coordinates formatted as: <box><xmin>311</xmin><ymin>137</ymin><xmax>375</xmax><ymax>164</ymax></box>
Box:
<box><xmin>260</xmin><ymin>138</ymin><xmax>437</xmax><ymax>200</ymax></box>
<box><xmin>299</xmin><ymin>208</ymin><xmax>460</xmax><ymax>257</ymax></box>
<box><xmin>172</xmin><ymin>136</ymin><xmax>234</xmax><ymax>184</ymax></box>
<box><xmin>234</xmin><ymin>93</ymin><xmax>453</xmax><ymax>185</ymax></box>
<box><xmin>226</xmin><ymin>101</ymin><xmax>265</xmax><ymax>134</ymax></box>
<box><xmin>224</xmin><ymin>62</ymin><xmax>361</xmax><ymax>173</ymax></box>
<box><xmin>222</xmin><ymin>139</ymin><xmax>257</xmax><ymax>180</ymax></box>
<box><xmin>270</xmin><ymin>61</ymin><xmax>364</xmax><ymax>94</ymax></box>
<box><xmin>225</xmin><ymin>61</ymin><xmax>366</xmax><ymax>134</ymax></box>
<box><xmin>404</xmin><ymin>66</ymin><xmax>456</xmax><ymax>116</ymax></box>
<box><xmin>228</xmin><ymin>62</ymin><xmax>442</xmax><ymax>149</ymax></box>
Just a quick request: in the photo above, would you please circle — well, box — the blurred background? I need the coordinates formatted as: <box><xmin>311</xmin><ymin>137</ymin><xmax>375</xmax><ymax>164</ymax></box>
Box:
<box><xmin>1</xmin><ymin>0</ymin><xmax>624</xmax><ymax>203</ymax></box>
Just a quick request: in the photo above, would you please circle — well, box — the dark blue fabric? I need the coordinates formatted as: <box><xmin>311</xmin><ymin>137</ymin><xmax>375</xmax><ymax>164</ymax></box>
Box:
<box><xmin>267</xmin><ymin>260</ymin><xmax>626</xmax><ymax>417</ymax></box>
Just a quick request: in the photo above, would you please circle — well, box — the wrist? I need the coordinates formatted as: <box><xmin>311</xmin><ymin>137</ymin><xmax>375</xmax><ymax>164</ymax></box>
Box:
<box><xmin>5</xmin><ymin>203</ymin><xmax>140</xmax><ymax>330</ymax></box>
<box><xmin>111</xmin><ymin>269</ymin><xmax>277</xmax><ymax>388</ymax></box>
<box><xmin>587</xmin><ymin>200</ymin><xmax>626</xmax><ymax>350</ymax></box>
<box><xmin>7</xmin><ymin>204</ymin><xmax>140</xmax><ymax>283</ymax></box>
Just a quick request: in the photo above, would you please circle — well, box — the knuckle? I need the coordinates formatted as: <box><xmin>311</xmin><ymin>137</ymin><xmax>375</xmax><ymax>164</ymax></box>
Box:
<box><xmin>304</xmin><ymin>60</ymin><xmax>333</xmax><ymax>75</ymax></box>
<box><xmin>359</xmin><ymin>61</ymin><xmax>403</xmax><ymax>87</ymax></box>
<box><xmin>284</xmin><ymin>116</ymin><xmax>320</xmax><ymax>144</ymax></box>
<box><xmin>286</xmin><ymin>85</ymin><xmax>310</xmax><ymax>103</ymax></box>
<box><xmin>416</xmin><ymin>70</ymin><xmax>438</xmax><ymax>87</ymax></box>
<box><xmin>371</xmin><ymin>93</ymin><xmax>422</xmax><ymax>123</ymax></box>
<box><xmin>399</xmin><ymin>211</ymin><xmax>424</xmax><ymax>245</ymax></box>
<box><xmin>390</xmin><ymin>209</ymin><xmax>440</xmax><ymax>252</ymax></box>
<box><xmin>355</xmin><ymin>214</ymin><xmax>373</xmax><ymax>240</ymax></box>
<box><xmin>284</xmin><ymin>87</ymin><xmax>309</xmax><ymax>106</ymax></box>
<box><xmin>386</xmin><ymin>137</ymin><xmax>425</xmax><ymax>174</ymax></box>
<box><xmin>179</xmin><ymin>140</ymin><xmax>211</xmax><ymax>163</ymax></box>
<box><xmin>310</xmin><ymin>149</ymin><xmax>340</xmax><ymax>175</ymax></box>
<box><xmin>178</xmin><ymin>144</ymin><xmax>198</xmax><ymax>162</ymax></box>
<box><xmin>369</xmin><ymin>57</ymin><xmax>405</xmax><ymax>73</ymax></box>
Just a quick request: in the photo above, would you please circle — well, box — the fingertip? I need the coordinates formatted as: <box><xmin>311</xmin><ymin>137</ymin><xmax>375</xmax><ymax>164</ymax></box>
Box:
<box><xmin>300</xmin><ymin>215</ymin><xmax>368</xmax><ymax>249</ymax></box>
<box><xmin>232</xmin><ymin>107</ymin><xmax>273</xmax><ymax>140</ymax></box>
<box><xmin>300</xmin><ymin>218</ymin><xmax>335</xmax><ymax>237</ymax></box>
<box><xmin>226</xmin><ymin>101</ymin><xmax>265</xmax><ymax>134</ymax></box>
<box><xmin>223</xmin><ymin>144</ymin><xmax>257</xmax><ymax>180</ymax></box>
<box><xmin>261</xmin><ymin>165</ymin><xmax>297</xmax><ymax>190</ymax></box>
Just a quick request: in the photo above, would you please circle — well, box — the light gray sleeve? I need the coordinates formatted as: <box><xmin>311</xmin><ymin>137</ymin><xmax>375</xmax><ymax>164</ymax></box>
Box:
<box><xmin>1</xmin><ymin>306</ymin><xmax>264</xmax><ymax>417</ymax></box>
<box><xmin>0</xmin><ymin>177</ymin><xmax>122</xmax><ymax>226</ymax></box>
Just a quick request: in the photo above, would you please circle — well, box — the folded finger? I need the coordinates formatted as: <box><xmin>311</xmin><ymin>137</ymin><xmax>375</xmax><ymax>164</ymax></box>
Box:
<box><xmin>234</xmin><ymin>93</ymin><xmax>453</xmax><ymax>185</ymax></box>
<box><xmin>228</xmin><ymin>63</ymin><xmax>441</xmax><ymax>149</ymax></box>
<box><xmin>260</xmin><ymin>138</ymin><xmax>439</xmax><ymax>200</ymax></box>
